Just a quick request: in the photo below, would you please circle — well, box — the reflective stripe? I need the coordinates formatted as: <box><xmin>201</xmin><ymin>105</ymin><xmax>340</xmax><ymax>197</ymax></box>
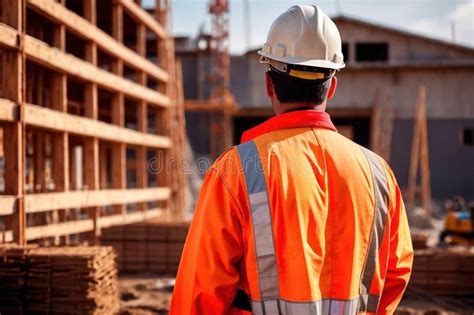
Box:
<box><xmin>251</xmin><ymin>297</ymin><xmax>364</xmax><ymax>315</ymax></box>
<box><xmin>237</xmin><ymin>141</ymin><xmax>280</xmax><ymax>302</ymax></box>
<box><xmin>359</xmin><ymin>148</ymin><xmax>389</xmax><ymax>313</ymax></box>
<box><xmin>322</xmin><ymin>297</ymin><xmax>359</xmax><ymax>315</ymax></box>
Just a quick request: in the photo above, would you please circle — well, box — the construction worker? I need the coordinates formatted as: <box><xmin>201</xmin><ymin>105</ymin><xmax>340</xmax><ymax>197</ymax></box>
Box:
<box><xmin>170</xmin><ymin>4</ymin><xmax>413</xmax><ymax>315</ymax></box>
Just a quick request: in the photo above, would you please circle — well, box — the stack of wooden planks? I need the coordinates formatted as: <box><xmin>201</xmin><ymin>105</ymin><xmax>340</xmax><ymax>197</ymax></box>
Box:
<box><xmin>0</xmin><ymin>245</ymin><xmax>120</xmax><ymax>314</ymax></box>
<box><xmin>0</xmin><ymin>245</ymin><xmax>27</xmax><ymax>313</ymax></box>
<box><xmin>411</xmin><ymin>233</ymin><xmax>429</xmax><ymax>249</ymax></box>
<box><xmin>410</xmin><ymin>247</ymin><xmax>474</xmax><ymax>295</ymax></box>
<box><xmin>101</xmin><ymin>220</ymin><xmax>190</xmax><ymax>274</ymax></box>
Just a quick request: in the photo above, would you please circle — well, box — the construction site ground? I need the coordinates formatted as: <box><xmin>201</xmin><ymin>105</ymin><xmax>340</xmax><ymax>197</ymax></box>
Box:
<box><xmin>120</xmin><ymin>274</ymin><xmax>173</xmax><ymax>315</ymax></box>
<box><xmin>118</xmin><ymin>273</ymin><xmax>474</xmax><ymax>315</ymax></box>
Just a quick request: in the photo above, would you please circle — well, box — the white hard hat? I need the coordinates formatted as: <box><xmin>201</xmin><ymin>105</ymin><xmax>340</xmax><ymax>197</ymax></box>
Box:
<box><xmin>258</xmin><ymin>5</ymin><xmax>345</xmax><ymax>72</ymax></box>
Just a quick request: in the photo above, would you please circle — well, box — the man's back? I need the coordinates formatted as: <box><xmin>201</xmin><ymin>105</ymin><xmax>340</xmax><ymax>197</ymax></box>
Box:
<box><xmin>170</xmin><ymin>111</ymin><xmax>413</xmax><ymax>314</ymax></box>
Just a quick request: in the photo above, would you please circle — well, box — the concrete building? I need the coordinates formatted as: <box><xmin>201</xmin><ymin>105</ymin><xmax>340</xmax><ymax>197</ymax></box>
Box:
<box><xmin>177</xmin><ymin>16</ymin><xmax>474</xmax><ymax>202</ymax></box>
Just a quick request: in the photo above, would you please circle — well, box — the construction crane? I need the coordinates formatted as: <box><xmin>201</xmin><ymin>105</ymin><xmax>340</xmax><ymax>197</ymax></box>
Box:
<box><xmin>208</xmin><ymin>0</ymin><xmax>235</xmax><ymax>159</ymax></box>
<box><xmin>184</xmin><ymin>0</ymin><xmax>236</xmax><ymax>159</ymax></box>
<box><xmin>209</xmin><ymin>0</ymin><xmax>230</xmax><ymax>99</ymax></box>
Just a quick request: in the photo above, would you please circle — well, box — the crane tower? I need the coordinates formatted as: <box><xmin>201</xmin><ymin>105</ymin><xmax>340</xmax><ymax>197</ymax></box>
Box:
<box><xmin>208</xmin><ymin>0</ymin><xmax>234</xmax><ymax>158</ymax></box>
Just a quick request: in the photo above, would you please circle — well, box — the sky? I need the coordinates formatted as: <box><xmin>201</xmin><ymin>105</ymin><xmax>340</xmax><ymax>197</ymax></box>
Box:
<box><xmin>143</xmin><ymin>0</ymin><xmax>474</xmax><ymax>55</ymax></box>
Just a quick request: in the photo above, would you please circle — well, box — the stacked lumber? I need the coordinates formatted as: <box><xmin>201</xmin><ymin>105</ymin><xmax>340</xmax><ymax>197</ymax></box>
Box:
<box><xmin>410</xmin><ymin>247</ymin><xmax>474</xmax><ymax>295</ymax></box>
<box><xmin>0</xmin><ymin>246</ymin><xmax>29</xmax><ymax>313</ymax></box>
<box><xmin>101</xmin><ymin>220</ymin><xmax>190</xmax><ymax>274</ymax></box>
<box><xmin>0</xmin><ymin>245</ymin><xmax>120</xmax><ymax>314</ymax></box>
<box><xmin>411</xmin><ymin>233</ymin><xmax>429</xmax><ymax>249</ymax></box>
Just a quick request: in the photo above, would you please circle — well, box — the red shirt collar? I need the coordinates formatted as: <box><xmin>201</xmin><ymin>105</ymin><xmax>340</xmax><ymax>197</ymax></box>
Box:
<box><xmin>241</xmin><ymin>110</ymin><xmax>337</xmax><ymax>143</ymax></box>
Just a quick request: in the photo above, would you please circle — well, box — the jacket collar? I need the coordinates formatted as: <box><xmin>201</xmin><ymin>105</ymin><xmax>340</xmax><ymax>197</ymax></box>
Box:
<box><xmin>241</xmin><ymin>109</ymin><xmax>337</xmax><ymax>143</ymax></box>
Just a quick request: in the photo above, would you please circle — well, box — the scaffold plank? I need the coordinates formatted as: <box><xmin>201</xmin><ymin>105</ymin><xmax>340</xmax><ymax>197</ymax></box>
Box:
<box><xmin>26</xmin><ymin>0</ymin><xmax>169</xmax><ymax>83</ymax></box>
<box><xmin>0</xmin><ymin>196</ymin><xmax>16</xmax><ymax>216</ymax></box>
<box><xmin>25</xmin><ymin>188</ymin><xmax>171</xmax><ymax>213</ymax></box>
<box><xmin>23</xmin><ymin>34</ymin><xmax>170</xmax><ymax>107</ymax></box>
<box><xmin>0</xmin><ymin>99</ymin><xmax>17</xmax><ymax>122</ymax></box>
<box><xmin>22</xmin><ymin>103</ymin><xmax>172</xmax><ymax>148</ymax></box>
<box><xmin>99</xmin><ymin>208</ymin><xmax>165</xmax><ymax>229</ymax></box>
<box><xmin>119</xmin><ymin>0</ymin><xmax>167</xmax><ymax>39</ymax></box>
<box><xmin>0</xmin><ymin>22</ymin><xmax>17</xmax><ymax>48</ymax></box>
<box><xmin>26</xmin><ymin>219</ymin><xmax>94</xmax><ymax>240</ymax></box>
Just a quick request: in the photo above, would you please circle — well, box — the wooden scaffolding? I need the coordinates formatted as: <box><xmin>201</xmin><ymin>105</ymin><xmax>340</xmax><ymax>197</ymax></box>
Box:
<box><xmin>0</xmin><ymin>0</ymin><xmax>185</xmax><ymax>245</ymax></box>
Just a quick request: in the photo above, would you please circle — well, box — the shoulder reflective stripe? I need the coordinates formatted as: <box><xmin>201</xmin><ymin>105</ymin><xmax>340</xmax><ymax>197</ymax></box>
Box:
<box><xmin>237</xmin><ymin>141</ymin><xmax>266</xmax><ymax>192</ymax></box>
<box><xmin>359</xmin><ymin>147</ymin><xmax>390</xmax><ymax>313</ymax></box>
<box><xmin>251</xmin><ymin>297</ymin><xmax>362</xmax><ymax>315</ymax></box>
<box><xmin>236</xmin><ymin>141</ymin><xmax>280</xmax><ymax>302</ymax></box>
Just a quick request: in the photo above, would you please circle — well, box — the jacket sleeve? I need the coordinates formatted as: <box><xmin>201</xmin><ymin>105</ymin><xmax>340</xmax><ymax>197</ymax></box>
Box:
<box><xmin>378</xmin><ymin>174</ymin><xmax>414</xmax><ymax>314</ymax></box>
<box><xmin>169</xmin><ymin>167</ymin><xmax>243</xmax><ymax>315</ymax></box>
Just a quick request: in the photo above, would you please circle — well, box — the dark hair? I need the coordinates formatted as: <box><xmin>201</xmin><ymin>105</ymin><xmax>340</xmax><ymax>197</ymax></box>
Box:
<box><xmin>268</xmin><ymin>69</ymin><xmax>331</xmax><ymax>104</ymax></box>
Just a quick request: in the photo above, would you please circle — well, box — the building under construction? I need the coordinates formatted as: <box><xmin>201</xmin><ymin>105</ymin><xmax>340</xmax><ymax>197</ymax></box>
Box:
<box><xmin>0</xmin><ymin>0</ymin><xmax>186</xmax><ymax>245</ymax></box>
<box><xmin>178</xmin><ymin>15</ymin><xmax>474</xmax><ymax>203</ymax></box>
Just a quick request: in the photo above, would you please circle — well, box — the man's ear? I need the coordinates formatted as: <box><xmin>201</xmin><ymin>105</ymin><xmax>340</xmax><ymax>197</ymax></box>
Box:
<box><xmin>327</xmin><ymin>76</ymin><xmax>337</xmax><ymax>100</ymax></box>
<box><xmin>265</xmin><ymin>72</ymin><xmax>274</xmax><ymax>98</ymax></box>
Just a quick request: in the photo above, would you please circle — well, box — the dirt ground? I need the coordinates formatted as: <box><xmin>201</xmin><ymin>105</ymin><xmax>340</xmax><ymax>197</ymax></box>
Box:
<box><xmin>119</xmin><ymin>274</ymin><xmax>175</xmax><ymax>315</ymax></box>
<box><xmin>396</xmin><ymin>288</ymin><xmax>474</xmax><ymax>315</ymax></box>
<box><xmin>119</xmin><ymin>274</ymin><xmax>474</xmax><ymax>315</ymax></box>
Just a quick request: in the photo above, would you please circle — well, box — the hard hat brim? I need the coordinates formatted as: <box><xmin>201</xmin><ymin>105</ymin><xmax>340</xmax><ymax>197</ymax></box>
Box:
<box><xmin>258</xmin><ymin>51</ymin><xmax>345</xmax><ymax>70</ymax></box>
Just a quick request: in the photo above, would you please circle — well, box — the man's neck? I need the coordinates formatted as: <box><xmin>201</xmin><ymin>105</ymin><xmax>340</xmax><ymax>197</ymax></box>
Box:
<box><xmin>283</xmin><ymin>106</ymin><xmax>316</xmax><ymax>113</ymax></box>
<box><xmin>274</xmin><ymin>102</ymin><xmax>326</xmax><ymax>115</ymax></box>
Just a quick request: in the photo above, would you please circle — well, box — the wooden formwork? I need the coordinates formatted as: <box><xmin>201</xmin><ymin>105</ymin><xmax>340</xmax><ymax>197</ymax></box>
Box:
<box><xmin>0</xmin><ymin>0</ymin><xmax>186</xmax><ymax>245</ymax></box>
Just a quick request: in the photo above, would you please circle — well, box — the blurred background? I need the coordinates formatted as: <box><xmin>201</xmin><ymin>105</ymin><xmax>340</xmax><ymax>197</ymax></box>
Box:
<box><xmin>0</xmin><ymin>0</ymin><xmax>473</xmax><ymax>314</ymax></box>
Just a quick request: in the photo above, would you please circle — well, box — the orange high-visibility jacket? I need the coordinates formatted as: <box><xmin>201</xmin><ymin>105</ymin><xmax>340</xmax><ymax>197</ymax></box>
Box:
<box><xmin>170</xmin><ymin>110</ymin><xmax>413</xmax><ymax>315</ymax></box>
